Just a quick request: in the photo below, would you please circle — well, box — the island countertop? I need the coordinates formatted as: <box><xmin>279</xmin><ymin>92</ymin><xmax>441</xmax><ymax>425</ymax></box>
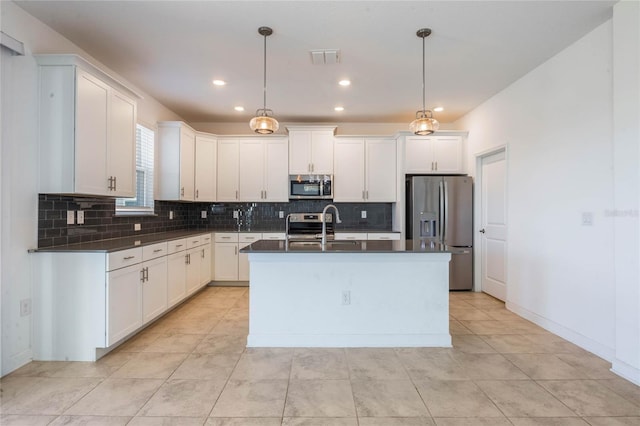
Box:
<box><xmin>241</xmin><ymin>239</ymin><xmax>450</xmax><ymax>254</ymax></box>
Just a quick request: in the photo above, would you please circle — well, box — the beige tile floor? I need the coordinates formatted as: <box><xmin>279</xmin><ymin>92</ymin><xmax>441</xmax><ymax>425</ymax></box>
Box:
<box><xmin>1</xmin><ymin>287</ymin><xmax>639</xmax><ymax>426</ymax></box>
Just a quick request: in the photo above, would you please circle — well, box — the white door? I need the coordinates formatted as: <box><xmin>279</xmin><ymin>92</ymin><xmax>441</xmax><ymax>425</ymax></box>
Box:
<box><xmin>142</xmin><ymin>257</ymin><xmax>168</xmax><ymax>324</ymax></box>
<box><xmin>334</xmin><ymin>138</ymin><xmax>365</xmax><ymax>202</ymax></box>
<box><xmin>264</xmin><ymin>138</ymin><xmax>288</xmax><ymax>201</ymax></box>
<box><xmin>239</xmin><ymin>139</ymin><xmax>265</xmax><ymax>201</ymax></box>
<box><xmin>289</xmin><ymin>130</ymin><xmax>312</xmax><ymax>174</ymax></box>
<box><xmin>217</xmin><ymin>139</ymin><xmax>240</xmax><ymax>201</ymax></box>
<box><xmin>179</xmin><ymin>127</ymin><xmax>196</xmax><ymax>201</ymax></box>
<box><xmin>432</xmin><ymin>136</ymin><xmax>463</xmax><ymax>173</ymax></box>
<box><xmin>167</xmin><ymin>251</ymin><xmax>187</xmax><ymax>308</ymax></box>
<box><xmin>195</xmin><ymin>134</ymin><xmax>217</xmax><ymax>201</ymax></box>
<box><xmin>185</xmin><ymin>247</ymin><xmax>201</xmax><ymax>295</ymax></box>
<box><xmin>107</xmin><ymin>90</ymin><xmax>136</xmax><ymax>197</ymax></box>
<box><xmin>199</xmin><ymin>244</ymin><xmax>212</xmax><ymax>286</ymax></box>
<box><xmin>366</xmin><ymin>139</ymin><xmax>396</xmax><ymax>202</ymax></box>
<box><xmin>479</xmin><ymin>149</ymin><xmax>508</xmax><ymax>301</ymax></box>
<box><xmin>106</xmin><ymin>264</ymin><xmax>142</xmax><ymax>345</ymax></box>
<box><xmin>310</xmin><ymin>131</ymin><xmax>335</xmax><ymax>174</ymax></box>
<box><xmin>214</xmin><ymin>243</ymin><xmax>239</xmax><ymax>281</ymax></box>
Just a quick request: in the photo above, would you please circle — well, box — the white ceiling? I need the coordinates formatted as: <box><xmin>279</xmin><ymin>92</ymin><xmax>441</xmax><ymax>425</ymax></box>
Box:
<box><xmin>15</xmin><ymin>0</ymin><xmax>616</xmax><ymax>124</ymax></box>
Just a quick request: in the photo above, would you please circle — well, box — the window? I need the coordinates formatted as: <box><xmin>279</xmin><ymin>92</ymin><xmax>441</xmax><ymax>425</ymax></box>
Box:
<box><xmin>116</xmin><ymin>124</ymin><xmax>155</xmax><ymax>214</ymax></box>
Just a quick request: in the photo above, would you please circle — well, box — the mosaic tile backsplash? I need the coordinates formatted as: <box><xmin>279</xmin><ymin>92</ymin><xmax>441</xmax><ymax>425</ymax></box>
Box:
<box><xmin>38</xmin><ymin>195</ymin><xmax>393</xmax><ymax>248</ymax></box>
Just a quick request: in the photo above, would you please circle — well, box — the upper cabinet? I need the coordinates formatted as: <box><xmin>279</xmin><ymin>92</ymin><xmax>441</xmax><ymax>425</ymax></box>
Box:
<box><xmin>194</xmin><ymin>133</ymin><xmax>217</xmax><ymax>202</ymax></box>
<box><xmin>405</xmin><ymin>135</ymin><xmax>464</xmax><ymax>174</ymax></box>
<box><xmin>218</xmin><ymin>137</ymin><xmax>288</xmax><ymax>202</ymax></box>
<box><xmin>287</xmin><ymin>126</ymin><xmax>335</xmax><ymax>175</ymax></box>
<box><xmin>157</xmin><ymin>122</ymin><xmax>193</xmax><ymax>201</ymax></box>
<box><xmin>37</xmin><ymin>55</ymin><xmax>139</xmax><ymax>197</ymax></box>
<box><xmin>334</xmin><ymin>138</ymin><xmax>397</xmax><ymax>202</ymax></box>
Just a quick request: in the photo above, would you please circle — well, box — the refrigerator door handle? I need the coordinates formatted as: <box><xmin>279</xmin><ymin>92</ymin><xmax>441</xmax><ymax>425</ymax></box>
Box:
<box><xmin>439</xmin><ymin>181</ymin><xmax>445</xmax><ymax>242</ymax></box>
<box><xmin>443</xmin><ymin>180</ymin><xmax>449</xmax><ymax>244</ymax></box>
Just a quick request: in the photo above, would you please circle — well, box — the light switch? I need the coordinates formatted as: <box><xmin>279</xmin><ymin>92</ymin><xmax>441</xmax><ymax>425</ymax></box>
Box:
<box><xmin>279</xmin><ymin>211</ymin><xmax>285</xmax><ymax>219</ymax></box>
<box><xmin>134</xmin><ymin>223</ymin><xmax>141</xmax><ymax>231</ymax></box>
<box><xmin>201</xmin><ymin>210</ymin><xmax>207</xmax><ymax>219</ymax></box>
<box><xmin>169</xmin><ymin>211</ymin><xmax>174</xmax><ymax>220</ymax></box>
<box><xmin>361</xmin><ymin>210</ymin><xmax>367</xmax><ymax>219</ymax></box>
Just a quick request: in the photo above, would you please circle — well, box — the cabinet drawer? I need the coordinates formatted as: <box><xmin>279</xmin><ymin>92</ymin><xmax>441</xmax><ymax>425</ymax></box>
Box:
<box><xmin>335</xmin><ymin>232</ymin><xmax>367</xmax><ymax>241</ymax></box>
<box><xmin>239</xmin><ymin>233</ymin><xmax>262</xmax><ymax>243</ymax></box>
<box><xmin>262</xmin><ymin>232</ymin><xmax>286</xmax><ymax>240</ymax></box>
<box><xmin>143</xmin><ymin>242</ymin><xmax>168</xmax><ymax>261</ymax></box>
<box><xmin>167</xmin><ymin>238</ymin><xmax>187</xmax><ymax>254</ymax></box>
<box><xmin>215</xmin><ymin>233</ymin><xmax>239</xmax><ymax>243</ymax></box>
<box><xmin>107</xmin><ymin>247</ymin><xmax>142</xmax><ymax>271</ymax></box>
<box><xmin>200</xmin><ymin>233</ymin><xmax>213</xmax><ymax>245</ymax></box>
<box><xmin>367</xmin><ymin>233</ymin><xmax>401</xmax><ymax>241</ymax></box>
<box><xmin>187</xmin><ymin>236</ymin><xmax>202</xmax><ymax>248</ymax></box>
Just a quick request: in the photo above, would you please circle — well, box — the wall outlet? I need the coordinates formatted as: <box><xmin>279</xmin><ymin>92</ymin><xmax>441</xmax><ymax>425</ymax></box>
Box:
<box><xmin>233</xmin><ymin>210</ymin><xmax>239</xmax><ymax>219</ymax></box>
<box><xmin>20</xmin><ymin>299</ymin><xmax>31</xmax><ymax>317</ymax></box>
<box><xmin>341</xmin><ymin>290</ymin><xmax>351</xmax><ymax>305</ymax></box>
<box><xmin>361</xmin><ymin>210</ymin><xmax>367</xmax><ymax>219</ymax></box>
<box><xmin>582</xmin><ymin>211</ymin><xmax>593</xmax><ymax>226</ymax></box>
<box><xmin>66</xmin><ymin>210</ymin><xmax>75</xmax><ymax>225</ymax></box>
<box><xmin>169</xmin><ymin>211</ymin><xmax>174</xmax><ymax>220</ymax></box>
<box><xmin>279</xmin><ymin>211</ymin><xmax>285</xmax><ymax>219</ymax></box>
<box><xmin>134</xmin><ymin>223</ymin><xmax>141</xmax><ymax>231</ymax></box>
<box><xmin>76</xmin><ymin>210</ymin><xmax>85</xmax><ymax>225</ymax></box>
<box><xmin>201</xmin><ymin>210</ymin><xmax>207</xmax><ymax>219</ymax></box>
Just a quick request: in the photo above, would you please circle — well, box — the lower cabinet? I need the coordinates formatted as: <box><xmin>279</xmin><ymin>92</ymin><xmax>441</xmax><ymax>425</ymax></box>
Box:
<box><xmin>335</xmin><ymin>232</ymin><xmax>401</xmax><ymax>241</ymax></box>
<box><xmin>213</xmin><ymin>232</ymin><xmax>284</xmax><ymax>282</ymax></box>
<box><xmin>167</xmin><ymin>250</ymin><xmax>187</xmax><ymax>308</ymax></box>
<box><xmin>186</xmin><ymin>246</ymin><xmax>202</xmax><ymax>295</ymax></box>
<box><xmin>106</xmin><ymin>263</ymin><xmax>143</xmax><ymax>346</ymax></box>
<box><xmin>142</xmin><ymin>256</ymin><xmax>168</xmax><ymax>324</ymax></box>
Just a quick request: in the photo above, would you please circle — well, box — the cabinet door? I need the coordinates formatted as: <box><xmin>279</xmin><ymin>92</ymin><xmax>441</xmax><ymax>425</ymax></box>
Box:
<box><xmin>75</xmin><ymin>70</ymin><xmax>109</xmax><ymax>195</ymax></box>
<box><xmin>179</xmin><ymin>127</ymin><xmax>196</xmax><ymax>201</ymax></box>
<box><xmin>108</xmin><ymin>90</ymin><xmax>136</xmax><ymax>197</ymax></box>
<box><xmin>405</xmin><ymin>136</ymin><xmax>435</xmax><ymax>174</ymax></box>
<box><xmin>289</xmin><ymin>130</ymin><xmax>312</xmax><ymax>174</ymax></box>
<box><xmin>106</xmin><ymin>264</ymin><xmax>142</xmax><ymax>345</ymax></box>
<box><xmin>167</xmin><ymin>251</ymin><xmax>187</xmax><ymax>308</ymax></box>
<box><xmin>199</xmin><ymin>244</ymin><xmax>212</xmax><ymax>286</ymax></box>
<box><xmin>311</xmin><ymin>131</ymin><xmax>335</xmax><ymax>174</ymax></box>
<box><xmin>195</xmin><ymin>134</ymin><xmax>217</xmax><ymax>202</ymax></box>
<box><xmin>142</xmin><ymin>257</ymin><xmax>168</xmax><ymax>324</ymax></box>
<box><xmin>214</xmin><ymin>243</ymin><xmax>238</xmax><ymax>281</ymax></box>
<box><xmin>238</xmin><ymin>241</ymin><xmax>252</xmax><ymax>281</ymax></box>
<box><xmin>217</xmin><ymin>139</ymin><xmax>240</xmax><ymax>201</ymax></box>
<box><xmin>432</xmin><ymin>136</ymin><xmax>463</xmax><ymax>173</ymax></box>
<box><xmin>239</xmin><ymin>139</ymin><xmax>265</xmax><ymax>201</ymax></box>
<box><xmin>186</xmin><ymin>247</ymin><xmax>201</xmax><ymax>295</ymax></box>
<box><xmin>264</xmin><ymin>138</ymin><xmax>288</xmax><ymax>201</ymax></box>
<box><xmin>366</xmin><ymin>139</ymin><xmax>397</xmax><ymax>202</ymax></box>
<box><xmin>334</xmin><ymin>138</ymin><xmax>365</xmax><ymax>202</ymax></box>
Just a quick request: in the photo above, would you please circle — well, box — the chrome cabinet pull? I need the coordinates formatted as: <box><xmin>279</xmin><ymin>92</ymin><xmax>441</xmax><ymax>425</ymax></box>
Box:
<box><xmin>362</xmin><ymin>190</ymin><xmax>365</xmax><ymax>200</ymax></box>
<box><xmin>196</xmin><ymin>189</ymin><xmax>199</xmax><ymax>198</ymax></box>
<box><xmin>113</xmin><ymin>176</ymin><xmax>117</xmax><ymax>191</ymax></box>
<box><xmin>366</xmin><ymin>190</ymin><xmax>369</xmax><ymax>200</ymax></box>
<box><xmin>435</xmin><ymin>161</ymin><xmax>438</xmax><ymax>171</ymax></box>
<box><xmin>153</xmin><ymin>249</ymin><xmax>163</xmax><ymax>253</ymax></box>
<box><xmin>181</xmin><ymin>187</ymin><xmax>185</xmax><ymax>196</ymax></box>
<box><xmin>235</xmin><ymin>190</ymin><xmax>239</xmax><ymax>200</ymax></box>
<box><xmin>123</xmin><ymin>255</ymin><xmax>135</xmax><ymax>260</ymax></box>
<box><xmin>234</xmin><ymin>246</ymin><xmax>238</xmax><ymax>255</ymax></box>
<box><xmin>140</xmin><ymin>269</ymin><xmax>145</xmax><ymax>282</ymax></box>
<box><xmin>201</xmin><ymin>249</ymin><xmax>205</xmax><ymax>258</ymax></box>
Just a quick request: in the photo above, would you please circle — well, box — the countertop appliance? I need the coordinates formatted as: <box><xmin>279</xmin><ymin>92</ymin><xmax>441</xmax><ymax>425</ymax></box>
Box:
<box><xmin>289</xmin><ymin>175</ymin><xmax>333</xmax><ymax>199</ymax></box>
<box><xmin>406</xmin><ymin>175</ymin><xmax>473</xmax><ymax>290</ymax></box>
<box><xmin>286</xmin><ymin>212</ymin><xmax>334</xmax><ymax>241</ymax></box>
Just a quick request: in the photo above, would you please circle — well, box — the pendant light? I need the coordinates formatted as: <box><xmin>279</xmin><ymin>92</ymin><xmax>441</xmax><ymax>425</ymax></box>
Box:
<box><xmin>249</xmin><ymin>26</ymin><xmax>279</xmax><ymax>134</ymax></box>
<box><xmin>410</xmin><ymin>28</ymin><xmax>439</xmax><ymax>135</ymax></box>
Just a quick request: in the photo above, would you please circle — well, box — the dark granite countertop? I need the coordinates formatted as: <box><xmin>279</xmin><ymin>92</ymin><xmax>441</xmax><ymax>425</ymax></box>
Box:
<box><xmin>241</xmin><ymin>239</ymin><xmax>449</xmax><ymax>254</ymax></box>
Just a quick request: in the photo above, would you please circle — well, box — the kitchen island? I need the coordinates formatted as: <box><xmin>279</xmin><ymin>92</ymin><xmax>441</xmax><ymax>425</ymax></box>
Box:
<box><xmin>241</xmin><ymin>239</ymin><xmax>452</xmax><ymax>348</ymax></box>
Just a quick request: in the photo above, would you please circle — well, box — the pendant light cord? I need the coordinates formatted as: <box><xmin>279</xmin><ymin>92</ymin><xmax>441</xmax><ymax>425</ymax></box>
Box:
<box><xmin>263</xmin><ymin>32</ymin><xmax>267</xmax><ymax>114</ymax></box>
<box><xmin>421</xmin><ymin>33</ymin><xmax>426</xmax><ymax>113</ymax></box>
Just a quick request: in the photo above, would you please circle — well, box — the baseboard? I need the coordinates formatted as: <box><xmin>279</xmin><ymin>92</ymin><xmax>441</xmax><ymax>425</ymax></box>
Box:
<box><xmin>247</xmin><ymin>333</ymin><xmax>452</xmax><ymax>348</ymax></box>
<box><xmin>208</xmin><ymin>281</ymin><xmax>249</xmax><ymax>287</ymax></box>
<box><xmin>1</xmin><ymin>348</ymin><xmax>32</xmax><ymax>377</ymax></box>
<box><xmin>506</xmin><ymin>300</ymin><xmax>615</xmax><ymax>362</ymax></box>
<box><xmin>611</xmin><ymin>358</ymin><xmax>640</xmax><ymax>386</ymax></box>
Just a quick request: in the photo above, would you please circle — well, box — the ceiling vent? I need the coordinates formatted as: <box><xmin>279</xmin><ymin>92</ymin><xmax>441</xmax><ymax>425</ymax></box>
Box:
<box><xmin>310</xmin><ymin>49</ymin><xmax>341</xmax><ymax>65</ymax></box>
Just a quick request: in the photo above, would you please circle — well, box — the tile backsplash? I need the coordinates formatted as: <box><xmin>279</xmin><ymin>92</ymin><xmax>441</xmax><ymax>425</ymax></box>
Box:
<box><xmin>38</xmin><ymin>195</ymin><xmax>394</xmax><ymax>248</ymax></box>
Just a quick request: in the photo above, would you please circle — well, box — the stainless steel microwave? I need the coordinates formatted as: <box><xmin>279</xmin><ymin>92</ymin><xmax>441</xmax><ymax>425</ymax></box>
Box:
<box><xmin>289</xmin><ymin>175</ymin><xmax>333</xmax><ymax>199</ymax></box>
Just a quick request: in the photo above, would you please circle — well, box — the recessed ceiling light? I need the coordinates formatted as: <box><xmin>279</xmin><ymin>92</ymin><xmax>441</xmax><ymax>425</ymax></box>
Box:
<box><xmin>338</xmin><ymin>80</ymin><xmax>351</xmax><ymax>87</ymax></box>
<box><xmin>212</xmin><ymin>80</ymin><xmax>226</xmax><ymax>86</ymax></box>
<box><xmin>334</xmin><ymin>106</ymin><xmax>345</xmax><ymax>112</ymax></box>
<box><xmin>234</xmin><ymin>106</ymin><xmax>245</xmax><ymax>112</ymax></box>
<box><xmin>433</xmin><ymin>106</ymin><xmax>444</xmax><ymax>112</ymax></box>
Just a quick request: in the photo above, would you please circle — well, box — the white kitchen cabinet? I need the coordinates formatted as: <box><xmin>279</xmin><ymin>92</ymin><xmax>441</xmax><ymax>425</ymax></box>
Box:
<box><xmin>142</xmin><ymin>256</ymin><xmax>168</xmax><ymax>324</ymax></box>
<box><xmin>157</xmin><ymin>122</ymin><xmax>196</xmax><ymax>201</ymax></box>
<box><xmin>239</xmin><ymin>138</ymin><xmax>288</xmax><ymax>202</ymax></box>
<box><xmin>217</xmin><ymin>138</ymin><xmax>240</xmax><ymax>201</ymax></box>
<box><xmin>213</xmin><ymin>232</ymin><xmax>264</xmax><ymax>282</ymax></box>
<box><xmin>239</xmin><ymin>233</ymin><xmax>262</xmax><ymax>281</ymax></box>
<box><xmin>186</xmin><ymin>246</ymin><xmax>202</xmax><ymax>296</ymax></box>
<box><xmin>405</xmin><ymin>135</ymin><xmax>463</xmax><ymax>174</ymax></box>
<box><xmin>106</xmin><ymin>264</ymin><xmax>142</xmax><ymax>346</ymax></box>
<box><xmin>195</xmin><ymin>133</ymin><xmax>217</xmax><ymax>201</ymax></box>
<box><xmin>36</xmin><ymin>55</ymin><xmax>138</xmax><ymax>197</ymax></box>
<box><xmin>200</xmin><ymin>243</ymin><xmax>212</xmax><ymax>285</ymax></box>
<box><xmin>367</xmin><ymin>232</ymin><xmax>401</xmax><ymax>240</ymax></box>
<box><xmin>335</xmin><ymin>232</ymin><xmax>367</xmax><ymax>241</ymax></box>
<box><xmin>167</xmin><ymin>249</ymin><xmax>187</xmax><ymax>308</ymax></box>
<box><xmin>334</xmin><ymin>138</ymin><xmax>396</xmax><ymax>202</ymax></box>
<box><xmin>287</xmin><ymin>127</ymin><xmax>335</xmax><ymax>174</ymax></box>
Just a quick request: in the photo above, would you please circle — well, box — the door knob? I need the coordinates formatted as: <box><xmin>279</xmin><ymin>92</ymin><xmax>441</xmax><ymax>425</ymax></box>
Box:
<box><xmin>479</xmin><ymin>228</ymin><xmax>486</xmax><ymax>233</ymax></box>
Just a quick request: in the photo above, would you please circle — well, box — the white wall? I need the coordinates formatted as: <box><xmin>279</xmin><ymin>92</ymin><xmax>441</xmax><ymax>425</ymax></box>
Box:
<box><xmin>612</xmin><ymin>0</ymin><xmax>640</xmax><ymax>385</ymax></box>
<box><xmin>0</xmin><ymin>1</ymin><xmax>183</xmax><ymax>376</ymax></box>
<box><xmin>456</xmin><ymin>21</ymin><xmax>618</xmax><ymax>361</ymax></box>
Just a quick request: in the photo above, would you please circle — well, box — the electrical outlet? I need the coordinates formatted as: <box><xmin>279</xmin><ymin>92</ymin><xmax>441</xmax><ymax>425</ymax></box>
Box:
<box><xmin>66</xmin><ymin>210</ymin><xmax>75</xmax><ymax>225</ymax></box>
<box><xmin>20</xmin><ymin>299</ymin><xmax>31</xmax><ymax>316</ymax></box>
<box><xmin>341</xmin><ymin>290</ymin><xmax>351</xmax><ymax>305</ymax></box>
<box><xmin>134</xmin><ymin>223</ymin><xmax>141</xmax><ymax>231</ymax></box>
<box><xmin>233</xmin><ymin>210</ymin><xmax>239</xmax><ymax>219</ymax></box>
<box><xmin>279</xmin><ymin>211</ymin><xmax>285</xmax><ymax>219</ymax></box>
<box><xmin>169</xmin><ymin>211</ymin><xmax>174</xmax><ymax>220</ymax></box>
<box><xmin>201</xmin><ymin>210</ymin><xmax>207</xmax><ymax>219</ymax></box>
<box><xmin>76</xmin><ymin>210</ymin><xmax>85</xmax><ymax>224</ymax></box>
<box><xmin>361</xmin><ymin>210</ymin><xmax>367</xmax><ymax>219</ymax></box>
<box><xmin>582</xmin><ymin>212</ymin><xmax>593</xmax><ymax>226</ymax></box>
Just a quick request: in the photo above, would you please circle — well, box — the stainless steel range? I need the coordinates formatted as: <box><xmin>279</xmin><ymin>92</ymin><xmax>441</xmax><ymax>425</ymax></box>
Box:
<box><xmin>286</xmin><ymin>212</ymin><xmax>334</xmax><ymax>241</ymax></box>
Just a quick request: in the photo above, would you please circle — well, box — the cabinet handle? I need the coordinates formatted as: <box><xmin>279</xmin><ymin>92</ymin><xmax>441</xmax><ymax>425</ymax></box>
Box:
<box><xmin>435</xmin><ymin>161</ymin><xmax>438</xmax><ymax>171</ymax></box>
<box><xmin>113</xmin><ymin>176</ymin><xmax>117</xmax><ymax>191</ymax></box>
<box><xmin>308</xmin><ymin>163</ymin><xmax>311</xmax><ymax>172</ymax></box>
<box><xmin>185</xmin><ymin>253</ymin><xmax>190</xmax><ymax>264</ymax></box>
<box><xmin>144</xmin><ymin>267</ymin><xmax>149</xmax><ymax>281</ymax></box>
<box><xmin>107</xmin><ymin>176</ymin><xmax>114</xmax><ymax>191</ymax></box>
<box><xmin>235</xmin><ymin>190</ymin><xmax>239</xmax><ymax>200</ymax></box>
<box><xmin>311</xmin><ymin>163</ymin><xmax>314</xmax><ymax>172</ymax></box>
<box><xmin>140</xmin><ymin>269</ymin><xmax>145</xmax><ymax>282</ymax></box>
<box><xmin>181</xmin><ymin>187</ymin><xmax>185</xmax><ymax>196</ymax></box>
<box><xmin>366</xmin><ymin>190</ymin><xmax>369</xmax><ymax>200</ymax></box>
<box><xmin>362</xmin><ymin>190</ymin><xmax>365</xmax><ymax>200</ymax></box>
<box><xmin>196</xmin><ymin>189</ymin><xmax>199</xmax><ymax>199</ymax></box>
<box><xmin>221</xmin><ymin>236</ymin><xmax>230</xmax><ymax>239</ymax></box>
<box><xmin>175</xmin><ymin>244</ymin><xmax>183</xmax><ymax>248</ymax></box>
<box><xmin>201</xmin><ymin>249</ymin><xmax>205</xmax><ymax>258</ymax></box>
<box><xmin>235</xmin><ymin>246</ymin><xmax>238</xmax><ymax>255</ymax></box>
<box><xmin>153</xmin><ymin>249</ymin><xmax>163</xmax><ymax>253</ymax></box>
<box><xmin>123</xmin><ymin>255</ymin><xmax>135</xmax><ymax>260</ymax></box>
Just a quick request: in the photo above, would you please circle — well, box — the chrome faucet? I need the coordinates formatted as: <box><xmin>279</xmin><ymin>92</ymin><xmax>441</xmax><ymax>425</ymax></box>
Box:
<box><xmin>321</xmin><ymin>204</ymin><xmax>342</xmax><ymax>246</ymax></box>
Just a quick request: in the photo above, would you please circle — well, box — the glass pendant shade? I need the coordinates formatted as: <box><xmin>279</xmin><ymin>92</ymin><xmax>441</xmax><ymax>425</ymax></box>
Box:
<box><xmin>410</xmin><ymin>110</ymin><xmax>439</xmax><ymax>135</ymax></box>
<box><xmin>250</xmin><ymin>111</ymin><xmax>279</xmax><ymax>134</ymax></box>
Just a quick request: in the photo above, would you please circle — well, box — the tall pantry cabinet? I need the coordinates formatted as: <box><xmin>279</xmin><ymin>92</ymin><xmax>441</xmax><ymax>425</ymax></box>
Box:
<box><xmin>36</xmin><ymin>54</ymin><xmax>139</xmax><ymax>197</ymax></box>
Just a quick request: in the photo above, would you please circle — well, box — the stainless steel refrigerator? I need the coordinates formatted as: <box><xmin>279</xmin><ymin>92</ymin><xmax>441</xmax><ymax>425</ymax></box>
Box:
<box><xmin>406</xmin><ymin>175</ymin><xmax>473</xmax><ymax>290</ymax></box>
